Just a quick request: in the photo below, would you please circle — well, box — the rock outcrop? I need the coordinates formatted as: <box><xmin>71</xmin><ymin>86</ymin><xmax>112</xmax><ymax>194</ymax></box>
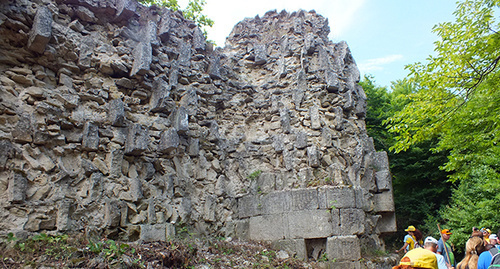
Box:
<box><xmin>0</xmin><ymin>0</ymin><xmax>396</xmax><ymax>264</ymax></box>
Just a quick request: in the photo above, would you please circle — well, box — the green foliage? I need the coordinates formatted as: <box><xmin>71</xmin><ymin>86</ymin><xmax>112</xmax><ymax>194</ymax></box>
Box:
<box><xmin>378</xmin><ymin>0</ymin><xmax>500</xmax><ymax>251</ymax></box>
<box><xmin>361</xmin><ymin>76</ymin><xmax>452</xmax><ymax>242</ymax></box>
<box><xmin>137</xmin><ymin>0</ymin><xmax>214</xmax><ymax>38</ymax></box>
<box><xmin>247</xmin><ymin>170</ymin><xmax>262</xmax><ymax>180</ymax></box>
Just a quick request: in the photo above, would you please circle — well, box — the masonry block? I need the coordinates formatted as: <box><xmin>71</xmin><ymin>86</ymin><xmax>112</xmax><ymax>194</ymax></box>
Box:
<box><xmin>377</xmin><ymin>212</ymin><xmax>397</xmax><ymax>234</ymax></box>
<box><xmin>291</xmin><ymin>188</ymin><xmax>319</xmax><ymax>211</ymax></box>
<box><xmin>272</xmin><ymin>239</ymin><xmax>307</xmax><ymax>260</ymax></box>
<box><xmin>326</xmin><ymin>235</ymin><xmax>361</xmax><ymax>261</ymax></box>
<box><xmin>249</xmin><ymin>214</ymin><xmax>285</xmax><ymax>241</ymax></box>
<box><xmin>287</xmin><ymin>210</ymin><xmax>333</xmax><ymax>239</ymax></box>
<box><xmin>139</xmin><ymin>224</ymin><xmax>174</xmax><ymax>242</ymax></box>
<box><xmin>318</xmin><ymin>186</ymin><xmax>355</xmax><ymax>209</ymax></box>
<box><xmin>237</xmin><ymin>195</ymin><xmax>260</xmax><ymax>219</ymax></box>
<box><xmin>373</xmin><ymin>191</ymin><xmax>395</xmax><ymax>213</ymax></box>
<box><xmin>260</xmin><ymin>191</ymin><xmax>290</xmax><ymax>215</ymax></box>
<box><xmin>340</xmin><ymin>208</ymin><xmax>365</xmax><ymax>235</ymax></box>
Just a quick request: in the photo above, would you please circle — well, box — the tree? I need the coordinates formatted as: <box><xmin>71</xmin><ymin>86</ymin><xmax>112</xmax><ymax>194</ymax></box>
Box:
<box><xmin>138</xmin><ymin>0</ymin><xmax>214</xmax><ymax>37</ymax></box>
<box><xmin>361</xmin><ymin>77</ymin><xmax>451</xmax><ymax>246</ymax></box>
<box><xmin>385</xmin><ymin>0</ymin><xmax>500</xmax><ymax>251</ymax></box>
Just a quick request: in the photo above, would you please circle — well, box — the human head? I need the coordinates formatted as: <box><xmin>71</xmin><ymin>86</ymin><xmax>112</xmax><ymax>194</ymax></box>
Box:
<box><xmin>405</xmin><ymin>225</ymin><xmax>416</xmax><ymax>234</ymax></box>
<box><xmin>424</xmin><ymin>236</ymin><xmax>439</xmax><ymax>253</ymax></box>
<box><xmin>490</xmin><ymin>234</ymin><xmax>498</xmax><ymax>245</ymax></box>
<box><xmin>456</xmin><ymin>236</ymin><xmax>485</xmax><ymax>269</ymax></box>
<box><xmin>480</xmin><ymin>228</ymin><xmax>490</xmax><ymax>238</ymax></box>
<box><xmin>441</xmin><ymin>229</ymin><xmax>452</xmax><ymax>240</ymax></box>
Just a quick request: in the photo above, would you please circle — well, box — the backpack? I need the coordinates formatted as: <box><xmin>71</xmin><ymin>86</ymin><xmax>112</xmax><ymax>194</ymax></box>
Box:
<box><xmin>489</xmin><ymin>247</ymin><xmax>500</xmax><ymax>268</ymax></box>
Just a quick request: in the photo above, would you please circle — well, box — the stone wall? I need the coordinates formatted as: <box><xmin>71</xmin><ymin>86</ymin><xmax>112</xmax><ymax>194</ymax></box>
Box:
<box><xmin>0</xmin><ymin>0</ymin><xmax>396</xmax><ymax>262</ymax></box>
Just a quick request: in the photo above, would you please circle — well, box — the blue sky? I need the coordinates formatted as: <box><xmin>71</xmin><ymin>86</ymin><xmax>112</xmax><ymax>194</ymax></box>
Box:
<box><xmin>186</xmin><ymin>0</ymin><xmax>458</xmax><ymax>88</ymax></box>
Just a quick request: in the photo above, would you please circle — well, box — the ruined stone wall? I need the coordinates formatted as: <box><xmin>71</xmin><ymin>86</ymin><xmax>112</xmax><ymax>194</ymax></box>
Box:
<box><xmin>0</xmin><ymin>0</ymin><xmax>396</xmax><ymax>263</ymax></box>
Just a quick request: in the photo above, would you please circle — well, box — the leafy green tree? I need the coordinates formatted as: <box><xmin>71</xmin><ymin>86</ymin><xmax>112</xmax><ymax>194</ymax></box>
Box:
<box><xmin>385</xmin><ymin>0</ymin><xmax>500</xmax><ymax>251</ymax></box>
<box><xmin>138</xmin><ymin>0</ymin><xmax>214</xmax><ymax>37</ymax></box>
<box><xmin>361</xmin><ymin>77</ymin><xmax>451</xmax><ymax>246</ymax></box>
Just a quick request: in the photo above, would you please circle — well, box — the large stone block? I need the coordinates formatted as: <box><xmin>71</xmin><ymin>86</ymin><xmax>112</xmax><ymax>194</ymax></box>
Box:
<box><xmin>108</xmin><ymin>99</ymin><xmax>126</xmax><ymax>127</ymax></box>
<box><xmin>237</xmin><ymin>195</ymin><xmax>260</xmax><ymax>219</ymax></box>
<box><xmin>318</xmin><ymin>186</ymin><xmax>356</xmax><ymax>209</ymax></box>
<box><xmin>287</xmin><ymin>210</ymin><xmax>333</xmax><ymax>239</ymax></box>
<box><xmin>373</xmin><ymin>191</ymin><xmax>395</xmax><ymax>213</ymax></box>
<box><xmin>82</xmin><ymin>121</ymin><xmax>99</xmax><ymax>151</ymax></box>
<box><xmin>249</xmin><ymin>214</ymin><xmax>285</xmax><ymax>241</ymax></box>
<box><xmin>326</xmin><ymin>235</ymin><xmax>361</xmax><ymax>261</ymax></box>
<box><xmin>375</xmin><ymin>170</ymin><xmax>392</xmax><ymax>192</ymax></box>
<box><xmin>339</xmin><ymin>208</ymin><xmax>365</xmax><ymax>235</ymax></box>
<box><xmin>159</xmin><ymin>127</ymin><xmax>179</xmax><ymax>153</ymax></box>
<box><xmin>8</xmin><ymin>173</ymin><xmax>27</xmax><ymax>203</ymax></box>
<box><xmin>290</xmin><ymin>188</ymin><xmax>319</xmax><ymax>211</ymax></box>
<box><xmin>377</xmin><ymin>212</ymin><xmax>397</xmax><ymax>234</ymax></box>
<box><xmin>130</xmin><ymin>42</ymin><xmax>152</xmax><ymax>76</ymax></box>
<box><xmin>139</xmin><ymin>224</ymin><xmax>175</xmax><ymax>242</ymax></box>
<box><xmin>125</xmin><ymin>124</ymin><xmax>149</xmax><ymax>155</ymax></box>
<box><xmin>259</xmin><ymin>191</ymin><xmax>290</xmax><ymax>215</ymax></box>
<box><xmin>272</xmin><ymin>239</ymin><xmax>307</xmax><ymax>260</ymax></box>
<box><xmin>28</xmin><ymin>6</ymin><xmax>52</xmax><ymax>53</ymax></box>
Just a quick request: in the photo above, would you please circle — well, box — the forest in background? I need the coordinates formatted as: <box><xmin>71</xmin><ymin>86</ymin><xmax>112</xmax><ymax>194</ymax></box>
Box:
<box><xmin>362</xmin><ymin>0</ymin><xmax>500</xmax><ymax>254</ymax></box>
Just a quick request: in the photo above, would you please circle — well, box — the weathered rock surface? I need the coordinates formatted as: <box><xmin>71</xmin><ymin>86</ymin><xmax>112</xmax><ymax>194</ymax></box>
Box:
<box><xmin>0</xmin><ymin>0</ymin><xmax>396</xmax><ymax>264</ymax></box>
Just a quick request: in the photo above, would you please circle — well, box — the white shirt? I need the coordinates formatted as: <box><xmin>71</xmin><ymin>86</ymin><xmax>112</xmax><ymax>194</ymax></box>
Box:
<box><xmin>434</xmin><ymin>252</ymin><xmax>448</xmax><ymax>269</ymax></box>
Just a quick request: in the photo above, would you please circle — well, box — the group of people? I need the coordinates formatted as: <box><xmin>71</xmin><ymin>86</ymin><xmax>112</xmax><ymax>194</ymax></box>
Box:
<box><xmin>393</xmin><ymin>226</ymin><xmax>500</xmax><ymax>269</ymax></box>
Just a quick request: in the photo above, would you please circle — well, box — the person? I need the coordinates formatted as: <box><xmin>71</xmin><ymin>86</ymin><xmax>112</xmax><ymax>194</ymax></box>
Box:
<box><xmin>397</xmin><ymin>226</ymin><xmax>420</xmax><ymax>253</ymax></box>
<box><xmin>415</xmin><ymin>228</ymin><xmax>424</xmax><ymax>248</ymax></box>
<box><xmin>481</xmin><ymin>228</ymin><xmax>491</xmax><ymax>244</ymax></box>
<box><xmin>456</xmin><ymin>236</ymin><xmax>485</xmax><ymax>269</ymax></box>
<box><xmin>477</xmin><ymin>234</ymin><xmax>499</xmax><ymax>269</ymax></box>
<box><xmin>425</xmin><ymin>236</ymin><xmax>454</xmax><ymax>269</ymax></box>
<box><xmin>438</xmin><ymin>229</ymin><xmax>456</xmax><ymax>267</ymax></box>
<box><xmin>393</xmin><ymin>245</ymin><xmax>439</xmax><ymax>269</ymax></box>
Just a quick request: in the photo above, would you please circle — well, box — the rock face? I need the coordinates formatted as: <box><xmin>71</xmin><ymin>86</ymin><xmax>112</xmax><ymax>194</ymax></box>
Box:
<box><xmin>0</xmin><ymin>0</ymin><xmax>396</xmax><ymax>264</ymax></box>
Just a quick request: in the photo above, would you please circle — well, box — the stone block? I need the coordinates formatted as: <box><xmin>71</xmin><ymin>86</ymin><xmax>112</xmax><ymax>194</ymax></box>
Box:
<box><xmin>309</xmin><ymin>105</ymin><xmax>321</xmax><ymax>130</ymax></box>
<box><xmin>249</xmin><ymin>214</ymin><xmax>285</xmax><ymax>241</ymax></box>
<box><xmin>272</xmin><ymin>134</ymin><xmax>284</xmax><ymax>153</ymax></box>
<box><xmin>173</xmin><ymin>107</ymin><xmax>189</xmax><ymax>134</ymax></box>
<box><xmin>375</xmin><ymin>170</ymin><xmax>392</xmax><ymax>192</ymax></box>
<box><xmin>339</xmin><ymin>208</ymin><xmax>365</xmax><ymax>235</ymax></box>
<box><xmin>226</xmin><ymin>219</ymin><xmax>249</xmax><ymax>240</ymax></box>
<box><xmin>159</xmin><ymin>127</ymin><xmax>179</xmax><ymax>153</ymax></box>
<box><xmin>318</xmin><ymin>186</ymin><xmax>356</xmax><ymax>209</ymax></box>
<box><xmin>260</xmin><ymin>191</ymin><xmax>290</xmax><ymax>215</ymax></box>
<box><xmin>82</xmin><ymin>121</ymin><xmax>99</xmax><ymax>151</ymax></box>
<box><xmin>290</xmin><ymin>188</ymin><xmax>319</xmax><ymax>211</ymax></box>
<box><xmin>272</xmin><ymin>239</ymin><xmax>307</xmax><ymax>260</ymax></box>
<box><xmin>325</xmin><ymin>69</ymin><xmax>340</xmax><ymax>92</ymax></box>
<box><xmin>295</xmin><ymin>131</ymin><xmax>308</xmax><ymax>149</ymax></box>
<box><xmin>354</xmin><ymin>188</ymin><xmax>373</xmax><ymax>212</ymax></box>
<box><xmin>237</xmin><ymin>195</ymin><xmax>260</xmax><ymax>219</ymax></box>
<box><xmin>12</xmin><ymin>115</ymin><xmax>32</xmax><ymax>143</ymax></box>
<box><xmin>108</xmin><ymin>99</ymin><xmax>126</xmax><ymax>127</ymax></box>
<box><xmin>287</xmin><ymin>210</ymin><xmax>333</xmax><ymax>239</ymax></box>
<box><xmin>256</xmin><ymin>172</ymin><xmax>276</xmax><ymax>194</ymax></box>
<box><xmin>28</xmin><ymin>6</ymin><xmax>52</xmax><ymax>53</ymax></box>
<box><xmin>372</xmin><ymin>151</ymin><xmax>389</xmax><ymax>171</ymax></box>
<box><xmin>125</xmin><ymin>124</ymin><xmax>149</xmax><ymax>155</ymax></box>
<box><xmin>377</xmin><ymin>212</ymin><xmax>397</xmax><ymax>234</ymax></box>
<box><xmin>373</xmin><ymin>191</ymin><xmax>395</xmax><ymax>213</ymax></box>
<box><xmin>130</xmin><ymin>42</ymin><xmax>152</xmax><ymax>76</ymax></box>
<box><xmin>140</xmin><ymin>224</ymin><xmax>174</xmax><ymax>242</ymax></box>
<box><xmin>326</xmin><ymin>235</ymin><xmax>360</xmax><ymax>261</ymax></box>
<box><xmin>280</xmin><ymin>108</ymin><xmax>291</xmax><ymax>134</ymax></box>
<box><xmin>307</xmin><ymin>146</ymin><xmax>320</xmax><ymax>168</ymax></box>
<box><xmin>8</xmin><ymin>173</ymin><xmax>27</xmax><ymax>203</ymax></box>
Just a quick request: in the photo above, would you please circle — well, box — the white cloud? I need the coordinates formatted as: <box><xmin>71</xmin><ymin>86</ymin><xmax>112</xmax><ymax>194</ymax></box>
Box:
<box><xmin>358</xmin><ymin>54</ymin><xmax>404</xmax><ymax>72</ymax></box>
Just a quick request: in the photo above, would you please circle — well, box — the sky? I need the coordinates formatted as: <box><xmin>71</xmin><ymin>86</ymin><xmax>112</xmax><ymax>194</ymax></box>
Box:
<box><xmin>179</xmin><ymin>0</ymin><xmax>458</xmax><ymax>88</ymax></box>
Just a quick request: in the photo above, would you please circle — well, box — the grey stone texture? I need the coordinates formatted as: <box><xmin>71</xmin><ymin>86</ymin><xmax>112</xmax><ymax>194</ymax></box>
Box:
<box><xmin>0</xmin><ymin>1</ymin><xmax>396</xmax><ymax>265</ymax></box>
